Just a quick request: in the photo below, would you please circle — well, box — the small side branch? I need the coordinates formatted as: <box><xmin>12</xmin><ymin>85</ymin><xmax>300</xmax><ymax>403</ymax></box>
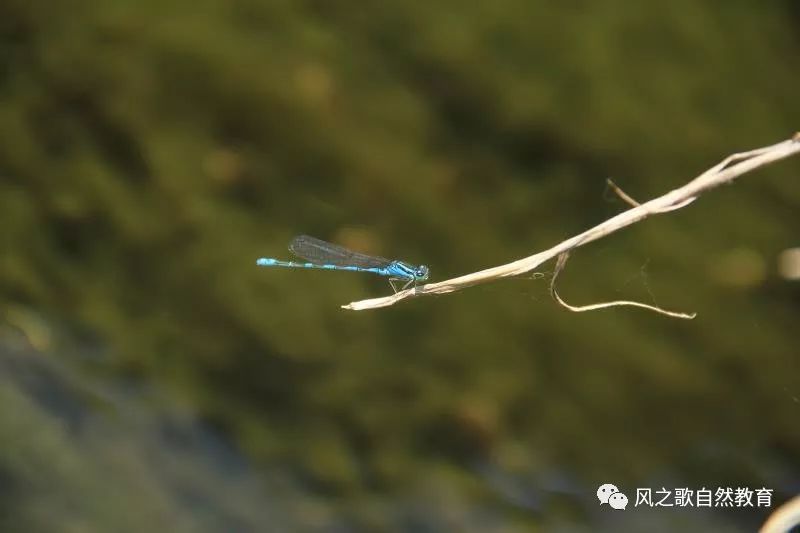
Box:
<box><xmin>606</xmin><ymin>178</ymin><xmax>641</xmax><ymax>207</ymax></box>
<box><xmin>550</xmin><ymin>252</ymin><xmax>696</xmax><ymax>319</ymax></box>
<box><xmin>343</xmin><ymin>134</ymin><xmax>800</xmax><ymax>311</ymax></box>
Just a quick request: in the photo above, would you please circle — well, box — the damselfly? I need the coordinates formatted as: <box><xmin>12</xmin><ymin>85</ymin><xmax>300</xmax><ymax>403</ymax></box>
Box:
<box><xmin>256</xmin><ymin>235</ymin><xmax>429</xmax><ymax>293</ymax></box>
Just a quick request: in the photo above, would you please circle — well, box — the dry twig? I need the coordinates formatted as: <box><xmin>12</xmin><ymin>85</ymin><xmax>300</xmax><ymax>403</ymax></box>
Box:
<box><xmin>343</xmin><ymin>134</ymin><xmax>800</xmax><ymax>311</ymax></box>
<box><xmin>760</xmin><ymin>495</ymin><xmax>800</xmax><ymax>533</ymax></box>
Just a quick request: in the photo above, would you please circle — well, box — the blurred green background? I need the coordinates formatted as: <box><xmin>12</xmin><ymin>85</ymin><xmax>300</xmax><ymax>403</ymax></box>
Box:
<box><xmin>1</xmin><ymin>1</ymin><xmax>799</xmax><ymax>531</ymax></box>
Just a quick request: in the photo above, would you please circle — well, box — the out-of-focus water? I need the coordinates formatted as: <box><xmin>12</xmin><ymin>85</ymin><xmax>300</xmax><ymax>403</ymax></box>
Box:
<box><xmin>0</xmin><ymin>317</ymin><xmax>789</xmax><ymax>532</ymax></box>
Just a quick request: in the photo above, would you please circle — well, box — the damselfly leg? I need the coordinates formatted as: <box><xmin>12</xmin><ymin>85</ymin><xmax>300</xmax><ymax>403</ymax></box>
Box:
<box><xmin>389</xmin><ymin>278</ymin><xmax>415</xmax><ymax>294</ymax></box>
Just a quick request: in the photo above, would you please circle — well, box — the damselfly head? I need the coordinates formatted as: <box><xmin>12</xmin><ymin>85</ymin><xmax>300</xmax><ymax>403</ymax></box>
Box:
<box><xmin>415</xmin><ymin>265</ymin><xmax>430</xmax><ymax>281</ymax></box>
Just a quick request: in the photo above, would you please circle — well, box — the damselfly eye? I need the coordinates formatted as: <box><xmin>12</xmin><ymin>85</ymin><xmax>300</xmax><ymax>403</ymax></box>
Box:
<box><xmin>416</xmin><ymin>265</ymin><xmax>430</xmax><ymax>280</ymax></box>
